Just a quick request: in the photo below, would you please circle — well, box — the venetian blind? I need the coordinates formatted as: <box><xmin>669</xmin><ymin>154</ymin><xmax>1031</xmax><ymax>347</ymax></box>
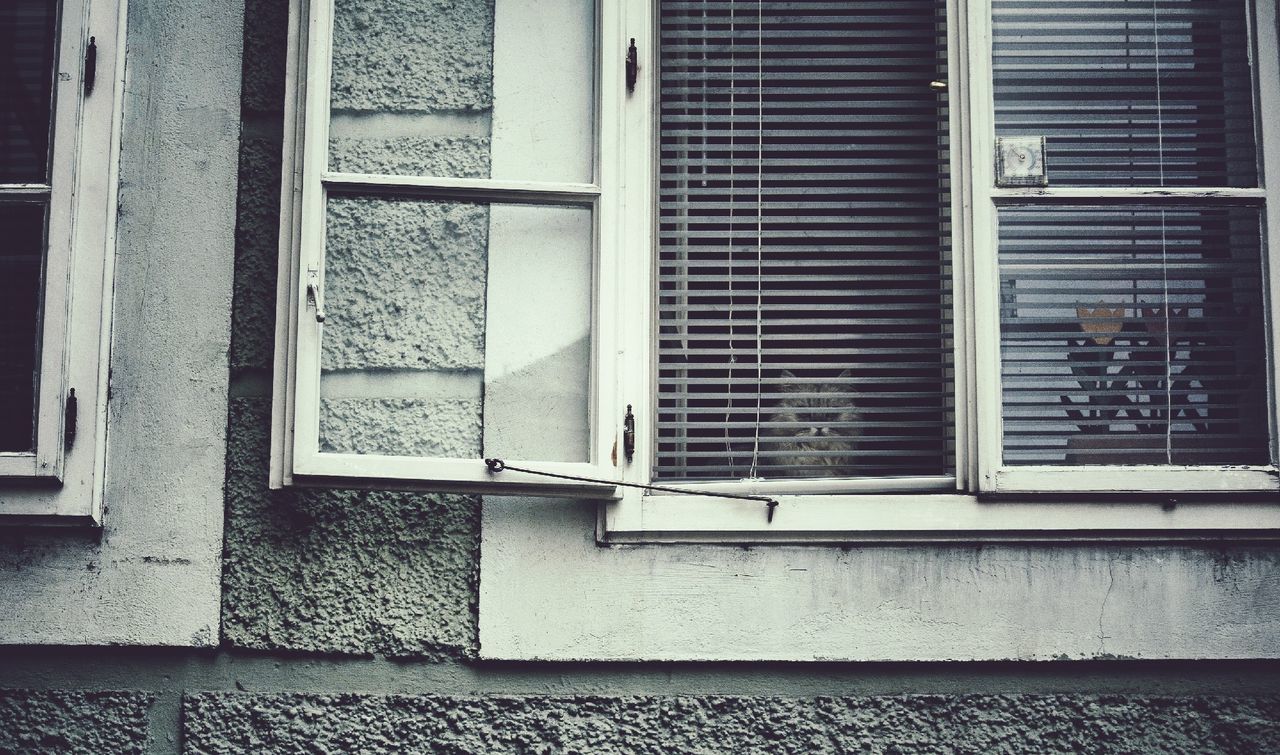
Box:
<box><xmin>992</xmin><ymin>0</ymin><xmax>1257</xmax><ymax>187</ymax></box>
<box><xmin>998</xmin><ymin>207</ymin><xmax>1270</xmax><ymax>466</ymax></box>
<box><xmin>654</xmin><ymin>0</ymin><xmax>952</xmax><ymax>481</ymax></box>
<box><xmin>992</xmin><ymin>0</ymin><xmax>1268</xmax><ymax>467</ymax></box>
<box><xmin>0</xmin><ymin>0</ymin><xmax>58</xmax><ymax>453</ymax></box>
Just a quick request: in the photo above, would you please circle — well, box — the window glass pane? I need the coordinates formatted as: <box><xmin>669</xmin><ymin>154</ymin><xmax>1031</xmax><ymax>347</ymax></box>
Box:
<box><xmin>654</xmin><ymin>0</ymin><xmax>952</xmax><ymax>481</ymax></box>
<box><xmin>0</xmin><ymin>203</ymin><xmax>47</xmax><ymax>453</ymax></box>
<box><xmin>319</xmin><ymin>195</ymin><xmax>592</xmax><ymax>463</ymax></box>
<box><xmin>999</xmin><ymin>206</ymin><xmax>1269</xmax><ymax>466</ymax></box>
<box><xmin>992</xmin><ymin>0</ymin><xmax>1257</xmax><ymax>188</ymax></box>
<box><xmin>327</xmin><ymin>0</ymin><xmax>594</xmax><ymax>184</ymax></box>
<box><xmin>0</xmin><ymin>0</ymin><xmax>59</xmax><ymax>183</ymax></box>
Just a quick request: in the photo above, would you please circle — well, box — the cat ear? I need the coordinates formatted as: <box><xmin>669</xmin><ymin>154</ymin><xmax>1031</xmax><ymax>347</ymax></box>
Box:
<box><xmin>779</xmin><ymin>369</ymin><xmax>796</xmax><ymax>380</ymax></box>
<box><xmin>837</xmin><ymin>369</ymin><xmax>853</xmax><ymax>379</ymax></box>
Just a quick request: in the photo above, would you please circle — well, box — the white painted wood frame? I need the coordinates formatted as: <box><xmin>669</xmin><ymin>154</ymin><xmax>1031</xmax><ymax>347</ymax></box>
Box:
<box><xmin>0</xmin><ymin>0</ymin><xmax>127</xmax><ymax>523</ymax></box>
<box><xmin>971</xmin><ymin>0</ymin><xmax>1280</xmax><ymax>497</ymax></box>
<box><xmin>272</xmin><ymin>0</ymin><xmax>620</xmax><ymax>497</ymax></box>
<box><xmin>0</xmin><ymin>0</ymin><xmax>88</xmax><ymax>480</ymax></box>
<box><xmin>599</xmin><ymin>0</ymin><xmax>1280</xmax><ymax>542</ymax></box>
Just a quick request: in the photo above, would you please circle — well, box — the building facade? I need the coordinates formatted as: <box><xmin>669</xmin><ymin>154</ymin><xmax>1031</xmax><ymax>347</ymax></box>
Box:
<box><xmin>2</xmin><ymin>0</ymin><xmax>1280</xmax><ymax>752</ymax></box>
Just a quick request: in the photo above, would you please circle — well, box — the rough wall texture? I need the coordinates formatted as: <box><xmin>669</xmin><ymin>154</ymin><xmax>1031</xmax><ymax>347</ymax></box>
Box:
<box><xmin>230</xmin><ymin>133</ymin><xmax>281</xmax><ymax>373</ymax></box>
<box><xmin>330</xmin><ymin>0</ymin><xmax>494</xmax><ymax>113</ymax></box>
<box><xmin>329</xmin><ymin>136</ymin><xmax>490</xmax><ymax>178</ymax></box>
<box><xmin>224</xmin><ymin>0</ymin><xmax>482</xmax><ymax>658</ymax></box>
<box><xmin>0</xmin><ymin>690</ymin><xmax>152</xmax><ymax>755</ymax></box>
<box><xmin>221</xmin><ymin>399</ymin><xmax>479</xmax><ymax>658</ymax></box>
<box><xmin>239</xmin><ymin>0</ymin><xmax>288</xmax><ymax>116</ymax></box>
<box><xmin>321</xmin><ymin>198</ymin><xmax>488</xmax><ymax>373</ymax></box>
<box><xmin>0</xmin><ymin>0</ymin><xmax>239</xmax><ymax>649</ymax></box>
<box><xmin>184</xmin><ymin>692</ymin><xmax>1280</xmax><ymax>754</ymax></box>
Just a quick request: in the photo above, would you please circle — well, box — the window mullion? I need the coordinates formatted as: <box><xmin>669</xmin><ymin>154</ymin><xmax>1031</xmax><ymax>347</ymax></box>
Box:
<box><xmin>966</xmin><ymin>0</ymin><xmax>1003</xmax><ymax>491</ymax></box>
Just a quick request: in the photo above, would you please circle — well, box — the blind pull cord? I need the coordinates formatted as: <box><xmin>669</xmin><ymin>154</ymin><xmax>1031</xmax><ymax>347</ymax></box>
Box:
<box><xmin>484</xmin><ymin>458</ymin><xmax>781</xmax><ymax>523</ymax></box>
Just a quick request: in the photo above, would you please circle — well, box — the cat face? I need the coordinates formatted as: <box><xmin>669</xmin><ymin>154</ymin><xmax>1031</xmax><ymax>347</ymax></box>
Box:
<box><xmin>760</xmin><ymin>369</ymin><xmax>860</xmax><ymax>478</ymax></box>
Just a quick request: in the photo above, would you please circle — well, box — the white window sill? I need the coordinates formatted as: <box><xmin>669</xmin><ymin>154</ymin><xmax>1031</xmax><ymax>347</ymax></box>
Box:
<box><xmin>601</xmin><ymin>492</ymin><xmax>1280</xmax><ymax>545</ymax></box>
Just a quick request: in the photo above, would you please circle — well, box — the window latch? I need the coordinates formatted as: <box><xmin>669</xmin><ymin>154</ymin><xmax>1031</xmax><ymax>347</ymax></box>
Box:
<box><xmin>65</xmin><ymin>388</ymin><xmax>77</xmax><ymax>450</ymax></box>
<box><xmin>84</xmin><ymin>36</ymin><xmax>97</xmax><ymax>96</ymax></box>
<box><xmin>623</xmin><ymin>404</ymin><xmax>635</xmax><ymax>463</ymax></box>
<box><xmin>306</xmin><ymin>267</ymin><xmax>325</xmax><ymax>323</ymax></box>
<box><xmin>625</xmin><ymin>38</ymin><xmax>638</xmax><ymax>93</ymax></box>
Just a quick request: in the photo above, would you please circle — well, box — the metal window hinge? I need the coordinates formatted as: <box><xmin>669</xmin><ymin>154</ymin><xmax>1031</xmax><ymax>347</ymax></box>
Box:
<box><xmin>623</xmin><ymin>404</ymin><xmax>635</xmax><ymax>463</ymax></box>
<box><xmin>84</xmin><ymin>37</ymin><xmax>97</xmax><ymax>96</ymax></box>
<box><xmin>625</xmin><ymin>38</ymin><xmax>638</xmax><ymax>93</ymax></box>
<box><xmin>65</xmin><ymin>388</ymin><xmax>78</xmax><ymax>450</ymax></box>
<box><xmin>306</xmin><ymin>267</ymin><xmax>326</xmax><ymax>323</ymax></box>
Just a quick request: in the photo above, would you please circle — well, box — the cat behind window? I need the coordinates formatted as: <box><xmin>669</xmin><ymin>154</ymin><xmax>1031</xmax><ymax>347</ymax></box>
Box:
<box><xmin>759</xmin><ymin>369</ymin><xmax>861</xmax><ymax>478</ymax></box>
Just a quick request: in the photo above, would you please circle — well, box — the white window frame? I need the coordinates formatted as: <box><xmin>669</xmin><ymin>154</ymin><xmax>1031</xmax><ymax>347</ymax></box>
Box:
<box><xmin>600</xmin><ymin>0</ymin><xmax>1280</xmax><ymax>542</ymax></box>
<box><xmin>0</xmin><ymin>0</ymin><xmax>126</xmax><ymax>525</ymax></box>
<box><xmin>271</xmin><ymin>0</ymin><xmax>623</xmax><ymax>497</ymax></box>
<box><xmin>969</xmin><ymin>0</ymin><xmax>1280</xmax><ymax>497</ymax></box>
<box><xmin>273</xmin><ymin>0</ymin><xmax>1280</xmax><ymax>541</ymax></box>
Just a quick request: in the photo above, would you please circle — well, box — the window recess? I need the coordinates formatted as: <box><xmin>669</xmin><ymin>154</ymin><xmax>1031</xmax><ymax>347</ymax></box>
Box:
<box><xmin>272</xmin><ymin>0</ymin><xmax>620</xmax><ymax>496</ymax></box>
<box><xmin>644</xmin><ymin>0</ymin><xmax>957</xmax><ymax>492</ymax></box>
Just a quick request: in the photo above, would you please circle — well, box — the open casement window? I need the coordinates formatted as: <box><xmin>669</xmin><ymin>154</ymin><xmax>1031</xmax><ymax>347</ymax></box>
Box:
<box><xmin>272</xmin><ymin>0</ymin><xmax>621</xmax><ymax>496</ymax></box>
<box><xmin>0</xmin><ymin>0</ymin><xmax>124</xmax><ymax>524</ymax></box>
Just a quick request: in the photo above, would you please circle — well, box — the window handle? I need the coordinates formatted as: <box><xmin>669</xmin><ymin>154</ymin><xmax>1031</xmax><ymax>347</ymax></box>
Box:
<box><xmin>306</xmin><ymin>267</ymin><xmax>325</xmax><ymax>323</ymax></box>
<box><xmin>929</xmin><ymin>80</ymin><xmax>946</xmax><ymax>92</ymax></box>
<box><xmin>623</xmin><ymin>404</ymin><xmax>635</xmax><ymax>463</ymax></box>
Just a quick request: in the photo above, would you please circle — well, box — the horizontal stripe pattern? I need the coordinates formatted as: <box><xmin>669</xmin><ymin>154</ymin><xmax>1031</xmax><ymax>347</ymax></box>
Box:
<box><xmin>998</xmin><ymin>206</ymin><xmax>1269</xmax><ymax>466</ymax></box>
<box><xmin>992</xmin><ymin>0</ymin><xmax>1258</xmax><ymax>187</ymax></box>
<box><xmin>655</xmin><ymin>0</ymin><xmax>952</xmax><ymax>481</ymax></box>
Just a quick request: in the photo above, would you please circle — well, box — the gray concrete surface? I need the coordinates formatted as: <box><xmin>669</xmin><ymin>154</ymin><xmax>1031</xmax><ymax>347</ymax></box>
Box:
<box><xmin>4</xmin><ymin>648</ymin><xmax>1280</xmax><ymax>755</ymax></box>
<box><xmin>181</xmin><ymin>691</ymin><xmax>1280</xmax><ymax>754</ymax></box>
<box><xmin>0</xmin><ymin>690</ymin><xmax>153</xmax><ymax>755</ymax></box>
<box><xmin>0</xmin><ymin>0</ymin><xmax>241</xmax><ymax>646</ymax></box>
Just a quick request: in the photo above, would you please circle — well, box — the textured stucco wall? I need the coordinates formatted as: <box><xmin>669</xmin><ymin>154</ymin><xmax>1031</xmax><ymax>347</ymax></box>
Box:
<box><xmin>221</xmin><ymin>0</ymin><xmax>487</xmax><ymax>657</ymax></box>
<box><xmin>0</xmin><ymin>0</ymin><xmax>240</xmax><ymax>646</ymax></box>
<box><xmin>0</xmin><ymin>690</ymin><xmax>153</xmax><ymax>755</ymax></box>
<box><xmin>222</xmin><ymin>400</ymin><xmax>478</xmax><ymax>657</ymax></box>
<box><xmin>183</xmin><ymin>692</ymin><xmax>1280</xmax><ymax>754</ymax></box>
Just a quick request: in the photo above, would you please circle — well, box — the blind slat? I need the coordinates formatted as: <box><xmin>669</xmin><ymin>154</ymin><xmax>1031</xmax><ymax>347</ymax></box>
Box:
<box><xmin>656</xmin><ymin>0</ymin><xmax>951</xmax><ymax>482</ymax></box>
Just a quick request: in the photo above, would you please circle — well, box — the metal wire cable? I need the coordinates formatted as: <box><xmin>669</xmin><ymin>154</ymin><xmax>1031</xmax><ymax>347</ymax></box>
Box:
<box><xmin>484</xmin><ymin>458</ymin><xmax>780</xmax><ymax>522</ymax></box>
